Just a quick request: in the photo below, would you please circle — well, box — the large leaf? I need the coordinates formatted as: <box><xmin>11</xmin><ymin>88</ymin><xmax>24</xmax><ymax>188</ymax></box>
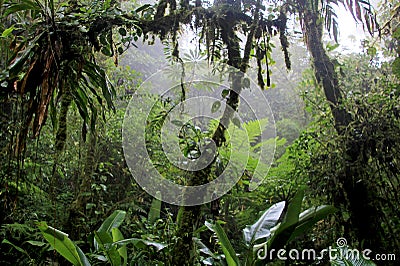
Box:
<box><xmin>243</xmin><ymin>201</ymin><xmax>285</xmax><ymax>245</ymax></box>
<box><xmin>206</xmin><ymin>221</ymin><xmax>240</xmax><ymax>266</ymax></box>
<box><xmin>37</xmin><ymin>222</ymin><xmax>90</xmax><ymax>266</ymax></box>
<box><xmin>94</xmin><ymin>231</ymin><xmax>121</xmax><ymax>266</ymax></box>
<box><xmin>193</xmin><ymin>237</ymin><xmax>217</xmax><ymax>258</ymax></box>
<box><xmin>94</xmin><ymin>210</ymin><xmax>126</xmax><ymax>254</ymax></box>
<box><xmin>26</xmin><ymin>240</ymin><xmax>47</xmax><ymax>247</ymax></box>
<box><xmin>267</xmin><ymin>188</ymin><xmax>304</xmax><ymax>250</ymax></box>
<box><xmin>289</xmin><ymin>205</ymin><xmax>337</xmax><ymax>242</ymax></box>
<box><xmin>98</xmin><ymin>210</ymin><xmax>126</xmax><ymax>233</ymax></box>
<box><xmin>76</xmin><ymin>246</ymin><xmax>91</xmax><ymax>266</ymax></box>
<box><xmin>112</xmin><ymin>228</ymin><xmax>127</xmax><ymax>266</ymax></box>
<box><xmin>2</xmin><ymin>26</ymin><xmax>17</xmax><ymax>38</ymax></box>
<box><xmin>112</xmin><ymin>238</ymin><xmax>167</xmax><ymax>251</ymax></box>
<box><xmin>194</xmin><ymin>237</ymin><xmax>223</xmax><ymax>266</ymax></box>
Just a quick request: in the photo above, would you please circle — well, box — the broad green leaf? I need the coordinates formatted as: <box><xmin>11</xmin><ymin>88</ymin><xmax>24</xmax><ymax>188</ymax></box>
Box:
<box><xmin>148</xmin><ymin>191</ymin><xmax>161</xmax><ymax>224</ymax></box>
<box><xmin>283</xmin><ymin>189</ymin><xmax>304</xmax><ymax>226</ymax></box>
<box><xmin>76</xmin><ymin>245</ymin><xmax>91</xmax><ymax>266</ymax></box>
<box><xmin>1</xmin><ymin>26</ymin><xmax>16</xmax><ymax>38</ymax></box>
<box><xmin>193</xmin><ymin>237</ymin><xmax>217</xmax><ymax>258</ymax></box>
<box><xmin>26</xmin><ymin>240</ymin><xmax>46</xmax><ymax>247</ymax></box>
<box><xmin>243</xmin><ymin>201</ymin><xmax>285</xmax><ymax>245</ymax></box>
<box><xmin>112</xmin><ymin>238</ymin><xmax>167</xmax><ymax>251</ymax></box>
<box><xmin>94</xmin><ymin>210</ymin><xmax>126</xmax><ymax>259</ymax></box>
<box><xmin>37</xmin><ymin>222</ymin><xmax>90</xmax><ymax>266</ymax></box>
<box><xmin>94</xmin><ymin>231</ymin><xmax>113</xmax><ymax>251</ymax></box>
<box><xmin>267</xmin><ymin>188</ymin><xmax>304</xmax><ymax>250</ymax></box>
<box><xmin>94</xmin><ymin>231</ymin><xmax>121</xmax><ymax>266</ymax></box>
<box><xmin>289</xmin><ymin>205</ymin><xmax>336</xmax><ymax>242</ymax></box>
<box><xmin>112</xmin><ymin>228</ymin><xmax>127</xmax><ymax>266</ymax></box>
<box><xmin>206</xmin><ymin>221</ymin><xmax>240</xmax><ymax>266</ymax></box>
<box><xmin>98</xmin><ymin>210</ymin><xmax>126</xmax><ymax>233</ymax></box>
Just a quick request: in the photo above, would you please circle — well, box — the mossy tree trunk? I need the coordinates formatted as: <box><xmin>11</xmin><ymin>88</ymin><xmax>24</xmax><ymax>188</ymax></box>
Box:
<box><xmin>66</xmin><ymin>131</ymin><xmax>97</xmax><ymax>238</ymax></box>
<box><xmin>302</xmin><ymin>8</ymin><xmax>381</xmax><ymax>251</ymax></box>
<box><xmin>55</xmin><ymin>88</ymin><xmax>73</xmax><ymax>152</ymax></box>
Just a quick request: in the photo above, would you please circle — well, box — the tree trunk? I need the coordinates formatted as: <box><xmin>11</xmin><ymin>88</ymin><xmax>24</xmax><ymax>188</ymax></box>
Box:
<box><xmin>303</xmin><ymin>10</ymin><xmax>351</xmax><ymax>132</ymax></box>
<box><xmin>66</xmin><ymin>132</ymin><xmax>97</xmax><ymax>238</ymax></box>
<box><xmin>55</xmin><ymin>88</ymin><xmax>72</xmax><ymax>152</ymax></box>
<box><xmin>302</xmin><ymin>9</ymin><xmax>380</xmax><ymax>251</ymax></box>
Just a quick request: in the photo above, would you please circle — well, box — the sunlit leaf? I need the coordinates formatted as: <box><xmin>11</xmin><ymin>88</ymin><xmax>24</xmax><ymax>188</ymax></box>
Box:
<box><xmin>98</xmin><ymin>210</ymin><xmax>126</xmax><ymax>233</ymax></box>
<box><xmin>37</xmin><ymin>222</ymin><xmax>90</xmax><ymax>266</ymax></box>
<box><xmin>94</xmin><ymin>231</ymin><xmax>120</xmax><ymax>266</ymax></box>
<box><xmin>243</xmin><ymin>201</ymin><xmax>285</xmax><ymax>245</ymax></box>
<box><xmin>112</xmin><ymin>238</ymin><xmax>167</xmax><ymax>251</ymax></box>
<box><xmin>1</xmin><ymin>26</ymin><xmax>16</xmax><ymax>38</ymax></box>
<box><xmin>112</xmin><ymin>228</ymin><xmax>127</xmax><ymax>266</ymax></box>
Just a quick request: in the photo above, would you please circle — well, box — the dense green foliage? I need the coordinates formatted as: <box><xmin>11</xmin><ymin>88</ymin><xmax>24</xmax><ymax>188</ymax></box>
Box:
<box><xmin>1</xmin><ymin>0</ymin><xmax>399</xmax><ymax>265</ymax></box>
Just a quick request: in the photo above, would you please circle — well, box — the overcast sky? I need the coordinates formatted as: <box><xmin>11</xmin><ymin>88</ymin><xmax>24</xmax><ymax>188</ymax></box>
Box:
<box><xmin>334</xmin><ymin>0</ymin><xmax>380</xmax><ymax>53</ymax></box>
